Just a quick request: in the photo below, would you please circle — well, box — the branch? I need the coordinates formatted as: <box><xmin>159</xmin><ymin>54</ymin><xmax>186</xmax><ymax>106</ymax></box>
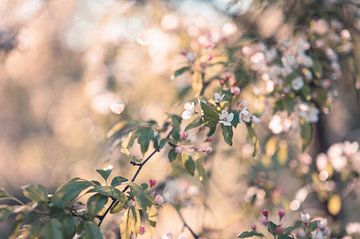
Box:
<box><xmin>97</xmin><ymin>126</ymin><xmax>174</xmax><ymax>227</ymax></box>
<box><xmin>175</xmin><ymin>207</ymin><xmax>200</xmax><ymax>239</ymax></box>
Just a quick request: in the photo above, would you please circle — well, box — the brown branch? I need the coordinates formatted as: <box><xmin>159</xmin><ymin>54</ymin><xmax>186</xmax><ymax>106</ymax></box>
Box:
<box><xmin>175</xmin><ymin>208</ymin><xmax>200</xmax><ymax>239</ymax></box>
<box><xmin>97</xmin><ymin>126</ymin><xmax>174</xmax><ymax>227</ymax></box>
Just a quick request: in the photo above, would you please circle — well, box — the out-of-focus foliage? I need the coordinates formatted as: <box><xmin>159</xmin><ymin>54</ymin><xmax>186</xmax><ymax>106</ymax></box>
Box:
<box><xmin>0</xmin><ymin>0</ymin><xmax>360</xmax><ymax>238</ymax></box>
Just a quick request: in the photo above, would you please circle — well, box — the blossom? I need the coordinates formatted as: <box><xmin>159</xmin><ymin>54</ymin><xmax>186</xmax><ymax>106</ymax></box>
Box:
<box><xmin>239</xmin><ymin>108</ymin><xmax>251</xmax><ymax>123</ymax></box>
<box><xmin>230</xmin><ymin>86</ymin><xmax>240</xmax><ymax>95</ymax></box>
<box><xmin>175</xmin><ymin>146</ymin><xmax>183</xmax><ymax>154</ymax></box>
<box><xmin>204</xmin><ymin>145</ymin><xmax>213</xmax><ymax>154</ymax></box>
<box><xmin>297</xmin><ymin>103</ymin><xmax>319</xmax><ymax>123</ymax></box>
<box><xmin>300</xmin><ymin>212</ymin><xmax>311</xmax><ymax>224</ymax></box>
<box><xmin>161</xmin><ymin>233</ymin><xmax>173</xmax><ymax>239</ymax></box>
<box><xmin>291</xmin><ymin>76</ymin><xmax>304</xmax><ymax>90</ymax></box>
<box><xmin>110</xmin><ymin>101</ymin><xmax>125</xmax><ymax>114</ymax></box>
<box><xmin>155</xmin><ymin>194</ymin><xmax>165</xmax><ymax>205</ymax></box>
<box><xmin>214</xmin><ymin>92</ymin><xmax>225</xmax><ymax>103</ymax></box>
<box><xmin>182</xmin><ymin>102</ymin><xmax>196</xmax><ymax>120</ymax></box>
<box><xmin>219</xmin><ymin>110</ymin><xmax>234</xmax><ymax>126</ymax></box>
<box><xmin>252</xmin><ymin>115</ymin><xmax>261</xmax><ymax>124</ymax></box>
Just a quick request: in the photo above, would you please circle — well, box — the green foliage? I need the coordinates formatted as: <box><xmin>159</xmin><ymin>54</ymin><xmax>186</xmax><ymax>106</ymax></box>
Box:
<box><xmin>238</xmin><ymin>231</ymin><xmax>264</xmax><ymax>238</ymax></box>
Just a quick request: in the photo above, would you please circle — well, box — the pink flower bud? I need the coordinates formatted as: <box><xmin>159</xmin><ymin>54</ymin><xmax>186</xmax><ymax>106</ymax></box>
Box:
<box><xmin>204</xmin><ymin>145</ymin><xmax>213</xmax><ymax>155</ymax></box>
<box><xmin>180</xmin><ymin>131</ymin><xmax>188</xmax><ymax>139</ymax></box>
<box><xmin>155</xmin><ymin>194</ymin><xmax>165</xmax><ymax>205</ymax></box>
<box><xmin>220</xmin><ymin>79</ymin><xmax>226</xmax><ymax>85</ymax></box>
<box><xmin>275</xmin><ymin>225</ymin><xmax>284</xmax><ymax>234</ymax></box>
<box><xmin>224</xmin><ymin>72</ymin><xmax>232</xmax><ymax>80</ymax></box>
<box><xmin>261</xmin><ymin>209</ymin><xmax>269</xmax><ymax>218</ymax></box>
<box><xmin>278</xmin><ymin>209</ymin><xmax>285</xmax><ymax>219</ymax></box>
<box><xmin>251</xmin><ymin>224</ymin><xmax>257</xmax><ymax>231</ymax></box>
<box><xmin>297</xmin><ymin>229</ymin><xmax>306</xmax><ymax>238</ymax></box>
<box><xmin>175</xmin><ymin>146</ymin><xmax>183</xmax><ymax>154</ymax></box>
<box><xmin>260</xmin><ymin>216</ymin><xmax>268</xmax><ymax>226</ymax></box>
<box><xmin>230</xmin><ymin>86</ymin><xmax>240</xmax><ymax>96</ymax></box>
<box><xmin>139</xmin><ymin>226</ymin><xmax>145</xmax><ymax>235</ymax></box>
<box><xmin>149</xmin><ymin>179</ymin><xmax>157</xmax><ymax>187</ymax></box>
<box><xmin>193</xmin><ymin>144</ymin><xmax>201</xmax><ymax>152</ymax></box>
<box><xmin>205</xmin><ymin>137</ymin><xmax>213</xmax><ymax>142</ymax></box>
<box><xmin>208</xmin><ymin>54</ymin><xmax>213</xmax><ymax>61</ymax></box>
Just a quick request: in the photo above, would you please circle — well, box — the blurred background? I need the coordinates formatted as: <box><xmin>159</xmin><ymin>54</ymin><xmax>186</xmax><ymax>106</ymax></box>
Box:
<box><xmin>0</xmin><ymin>0</ymin><xmax>359</xmax><ymax>238</ymax></box>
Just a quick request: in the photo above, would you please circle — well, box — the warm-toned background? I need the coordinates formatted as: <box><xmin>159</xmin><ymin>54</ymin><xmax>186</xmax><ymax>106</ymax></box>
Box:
<box><xmin>0</xmin><ymin>0</ymin><xmax>359</xmax><ymax>238</ymax></box>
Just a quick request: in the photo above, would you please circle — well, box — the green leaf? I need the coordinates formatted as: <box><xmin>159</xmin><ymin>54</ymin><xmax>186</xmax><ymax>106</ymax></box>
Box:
<box><xmin>87</xmin><ymin>193</ymin><xmax>108</xmax><ymax>217</ymax></box>
<box><xmin>185</xmin><ymin>117</ymin><xmax>203</xmax><ymax>131</ymax></box>
<box><xmin>221</xmin><ymin>125</ymin><xmax>233</xmax><ymax>146</ymax></box>
<box><xmin>52</xmin><ymin>178</ymin><xmax>92</xmax><ymax>205</ymax></box>
<box><xmin>61</xmin><ymin>216</ymin><xmax>76</xmax><ymax>238</ymax></box>
<box><xmin>306</xmin><ymin>220</ymin><xmax>319</xmax><ymax>232</ymax></box>
<box><xmin>184</xmin><ymin>155</ymin><xmax>196</xmax><ymax>176</ymax></box>
<box><xmin>92</xmin><ymin>186</ymin><xmax>126</xmax><ymax>201</ymax></box>
<box><xmin>136</xmin><ymin>127</ymin><xmax>155</xmax><ymax>155</ymax></box>
<box><xmin>268</xmin><ymin>221</ymin><xmax>277</xmax><ymax>236</ymax></box>
<box><xmin>283</xmin><ymin>226</ymin><xmax>296</xmax><ymax>235</ymax></box>
<box><xmin>128</xmin><ymin>182</ymin><xmax>152</xmax><ymax>219</ymax></box>
<box><xmin>96</xmin><ymin>168</ymin><xmax>112</xmax><ymax>181</ymax></box>
<box><xmin>111</xmin><ymin>176</ymin><xmax>128</xmax><ymax>187</ymax></box>
<box><xmin>238</xmin><ymin>231</ymin><xmax>264</xmax><ymax>238</ymax></box>
<box><xmin>168</xmin><ymin>148</ymin><xmax>178</xmax><ymax>162</ymax></box>
<box><xmin>158</xmin><ymin>138</ymin><xmax>168</xmax><ymax>149</ymax></box>
<box><xmin>40</xmin><ymin>219</ymin><xmax>64</xmax><ymax>239</ymax></box>
<box><xmin>110</xmin><ymin>200</ymin><xmax>127</xmax><ymax>214</ymax></box>
<box><xmin>22</xmin><ymin>185</ymin><xmax>48</xmax><ymax>203</ymax></box>
<box><xmin>81</xmin><ymin>221</ymin><xmax>103</xmax><ymax>239</ymax></box>
<box><xmin>0</xmin><ymin>189</ymin><xmax>9</xmax><ymax>199</ymax></box>
<box><xmin>174</xmin><ymin>66</ymin><xmax>191</xmax><ymax>78</ymax></box>
<box><xmin>200</xmin><ymin>100</ymin><xmax>219</xmax><ymax>127</ymax></box>
<box><xmin>300</xmin><ymin>119</ymin><xmax>312</xmax><ymax>151</ymax></box>
<box><xmin>0</xmin><ymin>206</ymin><xmax>13</xmax><ymax>222</ymax></box>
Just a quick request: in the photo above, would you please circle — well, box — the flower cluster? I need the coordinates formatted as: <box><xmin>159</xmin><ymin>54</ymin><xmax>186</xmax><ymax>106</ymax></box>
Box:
<box><xmin>239</xmin><ymin>209</ymin><xmax>332</xmax><ymax>239</ymax></box>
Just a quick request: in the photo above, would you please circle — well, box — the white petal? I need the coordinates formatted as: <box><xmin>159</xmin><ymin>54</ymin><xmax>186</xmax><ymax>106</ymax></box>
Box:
<box><xmin>227</xmin><ymin>113</ymin><xmax>234</xmax><ymax>122</ymax></box>
<box><xmin>184</xmin><ymin>102</ymin><xmax>194</xmax><ymax>111</ymax></box>
<box><xmin>182</xmin><ymin>111</ymin><xmax>193</xmax><ymax>120</ymax></box>
<box><xmin>110</xmin><ymin>102</ymin><xmax>125</xmax><ymax>114</ymax></box>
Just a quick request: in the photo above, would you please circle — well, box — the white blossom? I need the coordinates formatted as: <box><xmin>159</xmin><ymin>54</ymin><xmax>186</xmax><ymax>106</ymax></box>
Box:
<box><xmin>292</xmin><ymin>76</ymin><xmax>304</xmax><ymax>90</ymax></box>
<box><xmin>214</xmin><ymin>92</ymin><xmax>225</xmax><ymax>103</ymax></box>
<box><xmin>110</xmin><ymin>101</ymin><xmax>125</xmax><ymax>114</ymax></box>
<box><xmin>182</xmin><ymin>102</ymin><xmax>196</xmax><ymax>120</ymax></box>
<box><xmin>219</xmin><ymin>110</ymin><xmax>234</xmax><ymax>126</ymax></box>
<box><xmin>239</xmin><ymin>108</ymin><xmax>251</xmax><ymax>123</ymax></box>
<box><xmin>300</xmin><ymin>212</ymin><xmax>311</xmax><ymax>224</ymax></box>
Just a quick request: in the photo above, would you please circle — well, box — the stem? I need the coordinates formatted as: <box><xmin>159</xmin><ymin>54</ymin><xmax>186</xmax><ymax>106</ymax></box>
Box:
<box><xmin>175</xmin><ymin>208</ymin><xmax>200</xmax><ymax>239</ymax></box>
<box><xmin>98</xmin><ymin>127</ymin><xmax>173</xmax><ymax>227</ymax></box>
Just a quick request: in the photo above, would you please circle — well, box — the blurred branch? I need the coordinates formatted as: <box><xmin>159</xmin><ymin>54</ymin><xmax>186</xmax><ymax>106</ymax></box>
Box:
<box><xmin>175</xmin><ymin>207</ymin><xmax>200</xmax><ymax>239</ymax></box>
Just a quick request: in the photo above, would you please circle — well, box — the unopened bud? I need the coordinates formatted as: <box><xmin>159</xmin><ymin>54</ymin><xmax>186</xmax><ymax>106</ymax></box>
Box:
<box><xmin>139</xmin><ymin>226</ymin><xmax>145</xmax><ymax>235</ymax></box>
<box><xmin>261</xmin><ymin>209</ymin><xmax>269</xmax><ymax>218</ymax></box>
<box><xmin>149</xmin><ymin>179</ymin><xmax>157</xmax><ymax>187</ymax></box>
<box><xmin>251</xmin><ymin>224</ymin><xmax>257</xmax><ymax>231</ymax></box>
<box><xmin>175</xmin><ymin>146</ymin><xmax>183</xmax><ymax>154</ymax></box>
<box><xmin>230</xmin><ymin>86</ymin><xmax>240</xmax><ymax>96</ymax></box>
<box><xmin>180</xmin><ymin>131</ymin><xmax>188</xmax><ymax>140</ymax></box>
<box><xmin>155</xmin><ymin>194</ymin><xmax>165</xmax><ymax>205</ymax></box>
<box><xmin>204</xmin><ymin>145</ymin><xmax>213</xmax><ymax>155</ymax></box>
<box><xmin>278</xmin><ymin>209</ymin><xmax>285</xmax><ymax>219</ymax></box>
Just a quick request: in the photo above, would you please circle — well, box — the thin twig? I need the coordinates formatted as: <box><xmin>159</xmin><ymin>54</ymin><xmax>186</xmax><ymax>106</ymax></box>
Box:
<box><xmin>175</xmin><ymin>208</ymin><xmax>200</xmax><ymax>239</ymax></box>
<box><xmin>98</xmin><ymin>126</ymin><xmax>174</xmax><ymax>227</ymax></box>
